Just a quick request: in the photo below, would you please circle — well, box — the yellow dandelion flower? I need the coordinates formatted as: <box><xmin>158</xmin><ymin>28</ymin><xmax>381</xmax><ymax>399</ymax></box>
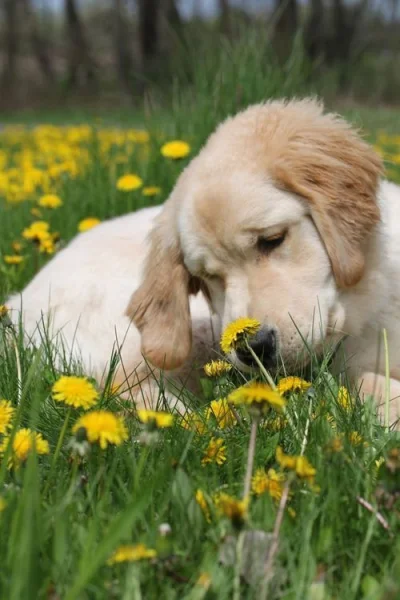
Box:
<box><xmin>142</xmin><ymin>186</ymin><xmax>161</xmax><ymax>196</ymax></box>
<box><xmin>205</xmin><ymin>398</ymin><xmax>236</xmax><ymax>429</ymax></box>
<box><xmin>201</xmin><ymin>437</ymin><xmax>227</xmax><ymax>466</ymax></box>
<box><xmin>180</xmin><ymin>412</ymin><xmax>207</xmax><ymax>435</ymax></box>
<box><xmin>0</xmin><ymin>305</ymin><xmax>9</xmax><ymax>319</ymax></box>
<box><xmin>0</xmin><ymin>400</ymin><xmax>15</xmax><ymax>434</ymax></box>
<box><xmin>116</xmin><ymin>174</ymin><xmax>143</xmax><ymax>191</ymax></box>
<box><xmin>276</xmin><ymin>446</ymin><xmax>316</xmax><ymax>482</ymax></box>
<box><xmin>78</xmin><ymin>217</ymin><xmax>101</xmax><ymax>232</ymax></box>
<box><xmin>30</xmin><ymin>208</ymin><xmax>42</xmax><ymax>218</ymax></box>
<box><xmin>220</xmin><ymin>317</ymin><xmax>261</xmax><ymax>354</ymax></box>
<box><xmin>195</xmin><ymin>489</ymin><xmax>212</xmax><ymax>523</ymax></box>
<box><xmin>262</xmin><ymin>415</ymin><xmax>288</xmax><ymax>431</ymax></box>
<box><xmin>127</xmin><ymin>129</ymin><xmax>150</xmax><ymax>144</ymax></box>
<box><xmin>327</xmin><ymin>437</ymin><xmax>343</xmax><ymax>453</ymax></box>
<box><xmin>22</xmin><ymin>220</ymin><xmax>50</xmax><ymax>240</ymax></box>
<box><xmin>277</xmin><ymin>377</ymin><xmax>311</xmax><ymax>395</ymax></box>
<box><xmin>251</xmin><ymin>468</ymin><xmax>285</xmax><ymax>501</ymax></box>
<box><xmin>203</xmin><ymin>359</ymin><xmax>232</xmax><ymax>378</ymax></box>
<box><xmin>228</xmin><ymin>382</ymin><xmax>286</xmax><ymax>413</ymax></box>
<box><xmin>349</xmin><ymin>431</ymin><xmax>364</xmax><ymax>446</ymax></box>
<box><xmin>197</xmin><ymin>572</ymin><xmax>211</xmax><ymax>589</ymax></box>
<box><xmin>295</xmin><ymin>456</ymin><xmax>317</xmax><ymax>480</ymax></box>
<box><xmin>4</xmin><ymin>255</ymin><xmax>24</xmax><ymax>265</ymax></box>
<box><xmin>52</xmin><ymin>375</ymin><xmax>98</xmax><ymax>409</ymax></box>
<box><xmin>107</xmin><ymin>543</ymin><xmax>156</xmax><ymax>565</ymax></box>
<box><xmin>325</xmin><ymin>413</ymin><xmax>337</xmax><ymax>430</ymax></box>
<box><xmin>213</xmin><ymin>492</ymin><xmax>248</xmax><ymax>525</ymax></box>
<box><xmin>38</xmin><ymin>194</ymin><xmax>63</xmax><ymax>209</ymax></box>
<box><xmin>275</xmin><ymin>446</ymin><xmax>297</xmax><ymax>470</ymax></box>
<box><xmin>0</xmin><ymin>428</ymin><xmax>49</xmax><ymax>468</ymax></box>
<box><xmin>161</xmin><ymin>140</ymin><xmax>191</xmax><ymax>159</ymax></box>
<box><xmin>72</xmin><ymin>410</ymin><xmax>128</xmax><ymax>449</ymax></box>
<box><xmin>38</xmin><ymin>235</ymin><xmax>55</xmax><ymax>254</ymax></box>
<box><xmin>11</xmin><ymin>241</ymin><xmax>23</xmax><ymax>253</ymax></box>
<box><xmin>337</xmin><ymin>386</ymin><xmax>351</xmax><ymax>410</ymax></box>
<box><xmin>137</xmin><ymin>409</ymin><xmax>174</xmax><ymax>429</ymax></box>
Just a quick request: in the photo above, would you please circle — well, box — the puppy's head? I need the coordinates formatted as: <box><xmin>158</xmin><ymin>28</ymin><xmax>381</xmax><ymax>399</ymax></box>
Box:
<box><xmin>128</xmin><ymin>99</ymin><xmax>383</xmax><ymax>370</ymax></box>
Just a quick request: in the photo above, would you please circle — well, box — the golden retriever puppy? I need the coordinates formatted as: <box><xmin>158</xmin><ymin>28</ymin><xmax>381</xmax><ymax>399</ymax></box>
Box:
<box><xmin>8</xmin><ymin>99</ymin><xmax>400</xmax><ymax>425</ymax></box>
<box><xmin>129</xmin><ymin>99</ymin><xmax>400</xmax><ymax>426</ymax></box>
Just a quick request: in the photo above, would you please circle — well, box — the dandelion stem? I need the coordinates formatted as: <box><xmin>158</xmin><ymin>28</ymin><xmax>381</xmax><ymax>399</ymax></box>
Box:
<box><xmin>11</xmin><ymin>332</ymin><xmax>22</xmax><ymax>406</ymax></box>
<box><xmin>356</xmin><ymin>496</ymin><xmax>391</xmax><ymax>532</ymax></box>
<box><xmin>133</xmin><ymin>446</ymin><xmax>150</xmax><ymax>492</ymax></box>
<box><xmin>300</xmin><ymin>396</ymin><xmax>313</xmax><ymax>456</ymax></box>
<box><xmin>245</xmin><ymin>341</ymin><xmax>301</xmax><ymax>444</ymax></box>
<box><xmin>230</xmin><ymin>405</ymin><xmax>246</xmax><ymax>430</ymax></box>
<box><xmin>233</xmin><ymin>531</ymin><xmax>245</xmax><ymax>600</ymax></box>
<box><xmin>261</xmin><ymin>478</ymin><xmax>291</xmax><ymax>598</ymax></box>
<box><xmin>44</xmin><ymin>408</ymin><xmax>72</xmax><ymax>496</ymax></box>
<box><xmin>382</xmin><ymin>328</ymin><xmax>390</xmax><ymax>433</ymax></box>
<box><xmin>245</xmin><ymin>341</ymin><xmax>276</xmax><ymax>389</ymax></box>
<box><xmin>243</xmin><ymin>415</ymin><xmax>258</xmax><ymax>499</ymax></box>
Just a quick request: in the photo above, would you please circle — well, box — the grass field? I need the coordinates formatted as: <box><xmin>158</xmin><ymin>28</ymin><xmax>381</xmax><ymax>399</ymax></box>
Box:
<box><xmin>1</xmin><ymin>83</ymin><xmax>400</xmax><ymax>599</ymax></box>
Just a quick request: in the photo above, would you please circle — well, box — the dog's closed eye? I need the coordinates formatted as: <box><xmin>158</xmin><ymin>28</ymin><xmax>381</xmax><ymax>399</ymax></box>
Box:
<box><xmin>256</xmin><ymin>232</ymin><xmax>286</xmax><ymax>255</ymax></box>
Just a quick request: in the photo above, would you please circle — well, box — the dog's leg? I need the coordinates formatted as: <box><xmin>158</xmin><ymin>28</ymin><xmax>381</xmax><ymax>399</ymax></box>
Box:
<box><xmin>358</xmin><ymin>372</ymin><xmax>400</xmax><ymax>429</ymax></box>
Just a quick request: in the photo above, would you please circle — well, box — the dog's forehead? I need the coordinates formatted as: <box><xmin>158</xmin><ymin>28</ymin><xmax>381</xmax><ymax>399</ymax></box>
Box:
<box><xmin>177</xmin><ymin>166</ymin><xmax>307</xmax><ymax>270</ymax></box>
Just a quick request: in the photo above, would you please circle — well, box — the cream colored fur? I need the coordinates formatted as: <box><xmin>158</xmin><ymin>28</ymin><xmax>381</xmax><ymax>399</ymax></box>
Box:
<box><xmin>7</xmin><ymin>207</ymin><xmax>218</xmax><ymax>412</ymax></box>
<box><xmin>7</xmin><ymin>99</ymin><xmax>400</xmax><ymax>426</ymax></box>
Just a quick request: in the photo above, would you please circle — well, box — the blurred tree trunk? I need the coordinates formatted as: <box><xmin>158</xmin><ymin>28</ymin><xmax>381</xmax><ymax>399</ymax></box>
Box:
<box><xmin>1</xmin><ymin>0</ymin><xmax>19</xmax><ymax>93</ymax></box>
<box><xmin>65</xmin><ymin>0</ymin><xmax>96</xmax><ymax>88</ymax></box>
<box><xmin>332</xmin><ymin>0</ymin><xmax>351</xmax><ymax>63</ymax></box>
<box><xmin>273</xmin><ymin>0</ymin><xmax>298</xmax><ymax>59</ymax></box>
<box><xmin>164</xmin><ymin>0</ymin><xmax>186</xmax><ymax>46</ymax></box>
<box><xmin>113</xmin><ymin>0</ymin><xmax>134</xmax><ymax>95</ymax></box>
<box><xmin>330</xmin><ymin>0</ymin><xmax>369</xmax><ymax>79</ymax></box>
<box><xmin>305</xmin><ymin>0</ymin><xmax>325</xmax><ymax>60</ymax></box>
<box><xmin>138</xmin><ymin>0</ymin><xmax>160</xmax><ymax>65</ymax></box>
<box><xmin>20</xmin><ymin>0</ymin><xmax>55</xmax><ymax>83</ymax></box>
<box><xmin>218</xmin><ymin>0</ymin><xmax>231</xmax><ymax>35</ymax></box>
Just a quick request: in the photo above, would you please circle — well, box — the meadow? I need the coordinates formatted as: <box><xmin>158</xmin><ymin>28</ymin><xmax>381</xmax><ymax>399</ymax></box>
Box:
<box><xmin>1</xmin><ymin>44</ymin><xmax>400</xmax><ymax>598</ymax></box>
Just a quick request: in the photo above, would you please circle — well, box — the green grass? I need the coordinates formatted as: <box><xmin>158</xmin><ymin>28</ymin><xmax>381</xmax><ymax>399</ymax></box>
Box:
<box><xmin>1</xmin><ymin>37</ymin><xmax>400</xmax><ymax>599</ymax></box>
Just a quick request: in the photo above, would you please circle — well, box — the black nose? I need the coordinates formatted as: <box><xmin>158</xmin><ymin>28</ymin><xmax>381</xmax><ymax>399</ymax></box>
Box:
<box><xmin>236</xmin><ymin>328</ymin><xmax>277</xmax><ymax>368</ymax></box>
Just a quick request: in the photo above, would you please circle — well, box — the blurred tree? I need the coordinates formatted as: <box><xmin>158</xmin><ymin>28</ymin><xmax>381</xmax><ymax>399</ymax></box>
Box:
<box><xmin>1</xmin><ymin>0</ymin><xmax>19</xmax><ymax>93</ymax></box>
<box><xmin>219</xmin><ymin>0</ymin><xmax>232</xmax><ymax>35</ymax></box>
<box><xmin>138</xmin><ymin>0</ymin><xmax>160</xmax><ymax>67</ymax></box>
<box><xmin>65</xmin><ymin>0</ymin><xmax>97</xmax><ymax>88</ymax></box>
<box><xmin>273</xmin><ymin>0</ymin><xmax>298</xmax><ymax>58</ymax></box>
<box><xmin>329</xmin><ymin>0</ymin><xmax>369</xmax><ymax>77</ymax></box>
<box><xmin>20</xmin><ymin>0</ymin><xmax>55</xmax><ymax>83</ymax></box>
<box><xmin>113</xmin><ymin>0</ymin><xmax>134</xmax><ymax>96</ymax></box>
<box><xmin>305</xmin><ymin>0</ymin><xmax>325</xmax><ymax>60</ymax></box>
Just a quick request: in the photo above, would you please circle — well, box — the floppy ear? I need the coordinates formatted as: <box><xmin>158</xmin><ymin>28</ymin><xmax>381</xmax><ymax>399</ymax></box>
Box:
<box><xmin>126</xmin><ymin>202</ymin><xmax>195</xmax><ymax>370</ymax></box>
<box><xmin>272</xmin><ymin>105</ymin><xmax>383</xmax><ymax>288</ymax></box>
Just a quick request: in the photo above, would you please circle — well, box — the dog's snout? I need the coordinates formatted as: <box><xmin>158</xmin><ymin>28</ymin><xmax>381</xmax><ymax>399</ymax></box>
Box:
<box><xmin>236</xmin><ymin>327</ymin><xmax>277</xmax><ymax>368</ymax></box>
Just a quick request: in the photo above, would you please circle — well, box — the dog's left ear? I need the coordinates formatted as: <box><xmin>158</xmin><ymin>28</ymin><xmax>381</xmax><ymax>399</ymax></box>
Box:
<box><xmin>126</xmin><ymin>199</ymin><xmax>197</xmax><ymax>371</ymax></box>
<box><xmin>273</xmin><ymin>108</ymin><xmax>383</xmax><ymax>288</ymax></box>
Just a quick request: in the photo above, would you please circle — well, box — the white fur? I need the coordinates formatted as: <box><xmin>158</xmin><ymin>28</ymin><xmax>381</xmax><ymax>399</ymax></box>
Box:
<box><xmin>7</xmin><ymin>206</ymin><xmax>218</xmax><ymax>410</ymax></box>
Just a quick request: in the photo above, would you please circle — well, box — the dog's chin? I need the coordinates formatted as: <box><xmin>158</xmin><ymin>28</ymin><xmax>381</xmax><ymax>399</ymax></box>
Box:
<box><xmin>230</xmin><ymin>354</ymin><xmax>256</xmax><ymax>373</ymax></box>
<box><xmin>229</xmin><ymin>351</ymin><xmax>279</xmax><ymax>374</ymax></box>
<box><xmin>230</xmin><ymin>351</ymin><xmax>311</xmax><ymax>376</ymax></box>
